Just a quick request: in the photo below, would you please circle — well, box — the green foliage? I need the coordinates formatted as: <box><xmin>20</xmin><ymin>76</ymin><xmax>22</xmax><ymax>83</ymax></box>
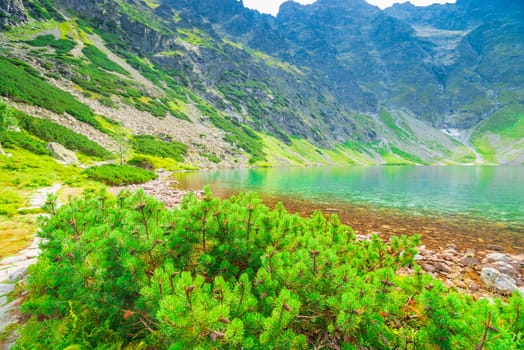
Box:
<box><xmin>132</xmin><ymin>135</ymin><xmax>187</xmax><ymax>162</ymax></box>
<box><xmin>0</xmin><ymin>189</ymin><xmax>24</xmax><ymax>217</ymax></box>
<box><xmin>0</xmin><ymin>101</ymin><xmax>18</xmax><ymax>131</ymax></box>
<box><xmin>83</xmin><ymin>164</ymin><xmax>157</xmax><ymax>186</ymax></box>
<box><xmin>15</xmin><ymin>190</ymin><xmax>524</xmax><ymax>349</ymax></box>
<box><xmin>0</xmin><ymin>148</ymin><xmax>83</xmax><ymax>189</ymax></box>
<box><xmin>0</xmin><ymin>55</ymin><xmax>102</xmax><ymax>131</ymax></box>
<box><xmin>81</xmin><ymin>44</ymin><xmax>129</xmax><ymax>75</ymax></box>
<box><xmin>72</xmin><ymin>63</ymin><xmax>142</xmax><ymax>99</ymax></box>
<box><xmin>26</xmin><ymin>34</ymin><xmax>76</xmax><ymax>55</ymax></box>
<box><xmin>201</xmin><ymin>152</ymin><xmax>221</xmax><ymax>163</ymax></box>
<box><xmin>14</xmin><ymin>111</ymin><xmax>111</xmax><ymax>158</ymax></box>
<box><xmin>196</xmin><ymin>103</ymin><xmax>266</xmax><ymax>163</ymax></box>
<box><xmin>24</xmin><ymin>0</ymin><xmax>64</xmax><ymax>21</ymax></box>
<box><xmin>0</xmin><ymin>130</ymin><xmax>50</xmax><ymax>155</ymax></box>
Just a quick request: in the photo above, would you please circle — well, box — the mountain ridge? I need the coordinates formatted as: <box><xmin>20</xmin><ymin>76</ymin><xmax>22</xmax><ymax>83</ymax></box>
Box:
<box><xmin>0</xmin><ymin>0</ymin><xmax>522</xmax><ymax>167</ymax></box>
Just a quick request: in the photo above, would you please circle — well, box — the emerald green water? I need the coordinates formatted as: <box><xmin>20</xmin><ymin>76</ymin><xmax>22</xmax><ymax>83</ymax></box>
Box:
<box><xmin>174</xmin><ymin>166</ymin><xmax>524</xmax><ymax>251</ymax></box>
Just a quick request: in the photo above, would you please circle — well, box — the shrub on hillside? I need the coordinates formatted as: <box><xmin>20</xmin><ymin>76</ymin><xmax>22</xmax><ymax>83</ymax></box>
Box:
<box><xmin>0</xmin><ymin>56</ymin><xmax>102</xmax><ymax>131</ymax></box>
<box><xmin>83</xmin><ymin>164</ymin><xmax>156</xmax><ymax>186</ymax></box>
<box><xmin>132</xmin><ymin>135</ymin><xmax>187</xmax><ymax>162</ymax></box>
<box><xmin>26</xmin><ymin>34</ymin><xmax>76</xmax><ymax>55</ymax></box>
<box><xmin>15</xmin><ymin>111</ymin><xmax>111</xmax><ymax>158</ymax></box>
<box><xmin>0</xmin><ymin>131</ymin><xmax>50</xmax><ymax>155</ymax></box>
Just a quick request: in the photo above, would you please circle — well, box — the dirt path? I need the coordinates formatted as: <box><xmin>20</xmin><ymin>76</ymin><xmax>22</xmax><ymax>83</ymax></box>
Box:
<box><xmin>0</xmin><ymin>184</ymin><xmax>61</xmax><ymax>349</ymax></box>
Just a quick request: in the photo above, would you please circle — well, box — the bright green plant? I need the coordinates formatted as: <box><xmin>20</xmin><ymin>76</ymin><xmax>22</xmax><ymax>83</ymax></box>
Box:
<box><xmin>81</xmin><ymin>44</ymin><xmax>129</xmax><ymax>75</ymax></box>
<box><xmin>15</xmin><ymin>189</ymin><xmax>524</xmax><ymax>349</ymax></box>
<box><xmin>83</xmin><ymin>164</ymin><xmax>156</xmax><ymax>186</ymax></box>
<box><xmin>14</xmin><ymin>110</ymin><xmax>111</xmax><ymax>158</ymax></box>
<box><xmin>131</xmin><ymin>134</ymin><xmax>187</xmax><ymax>162</ymax></box>
<box><xmin>0</xmin><ymin>55</ymin><xmax>103</xmax><ymax>130</ymax></box>
<box><xmin>26</xmin><ymin>34</ymin><xmax>76</xmax><ymax>55</ymax></box>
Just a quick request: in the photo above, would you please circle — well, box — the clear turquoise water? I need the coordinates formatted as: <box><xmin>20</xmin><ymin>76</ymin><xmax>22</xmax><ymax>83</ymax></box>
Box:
<box><xmin>174</xmin><ymin>166</ymin><xmax>524</xmax><ymax>249</ymax></box>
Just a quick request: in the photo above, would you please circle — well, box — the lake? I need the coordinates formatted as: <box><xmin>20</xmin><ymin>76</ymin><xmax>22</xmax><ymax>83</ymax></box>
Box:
<box><xmin>173</xmin><ymin>166</ymin><xmax>524</xmax><ymax>252</ymax></box>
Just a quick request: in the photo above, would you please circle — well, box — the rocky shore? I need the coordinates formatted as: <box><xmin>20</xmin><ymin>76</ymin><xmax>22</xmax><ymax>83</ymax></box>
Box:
<box><xmin>404</xmin><ymin>244</ymin><xmax>524</xmax><ymax>298</ymax></box>
<box><xmin>108</xmin><ymin>170</ymin><xmax>203</xmax><ymax>208</ymax></box>
<box><xmin>110</xmin><ymin>171</ymin><xmax>523</xmax><ymax>299</ymax></box>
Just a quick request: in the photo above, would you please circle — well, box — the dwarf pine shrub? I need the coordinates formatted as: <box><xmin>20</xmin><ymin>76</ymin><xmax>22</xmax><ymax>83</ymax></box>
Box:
<box><xmin>15</xmin><ymin>189</ymin><xmax>524</xmax><ymax>349</ymax></box>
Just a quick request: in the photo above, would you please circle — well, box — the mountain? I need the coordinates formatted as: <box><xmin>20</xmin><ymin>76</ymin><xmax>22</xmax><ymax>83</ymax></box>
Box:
<box><xmin>0</xmin><ymin>0</ymin><xmax>522</xmax><ymax>167</ymax></box>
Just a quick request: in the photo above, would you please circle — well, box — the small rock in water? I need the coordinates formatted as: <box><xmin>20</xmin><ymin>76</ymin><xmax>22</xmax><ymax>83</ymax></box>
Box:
<box><xmin>480</xmin><ymin>267</ymin><xmax>517</xmax><ymax>293</ymax></box>
<box><xmin>487</xmin><ymin>245</ymin><xmax>502</xmax><ymax>251</ymax></box>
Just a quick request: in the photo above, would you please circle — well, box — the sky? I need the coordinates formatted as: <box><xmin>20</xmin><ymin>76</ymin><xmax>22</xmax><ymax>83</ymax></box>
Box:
<box><xmin>243</xmin><ymin>0</ymin><xmax>456</xmax><ymax>16</ymax></box>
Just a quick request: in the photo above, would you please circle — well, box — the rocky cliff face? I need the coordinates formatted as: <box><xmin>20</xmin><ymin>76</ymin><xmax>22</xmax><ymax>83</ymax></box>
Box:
<box><xmin>0</xmin><ymin>0</ymin><xmax>521</xmax><ymax>165</ymax></box>
<box><xmin>0</xmin><ymin>0</ymin><xmax>27</xmax><ymax>29</ymax></box>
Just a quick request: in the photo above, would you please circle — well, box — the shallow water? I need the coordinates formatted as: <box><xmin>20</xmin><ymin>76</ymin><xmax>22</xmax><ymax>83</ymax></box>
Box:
<box><xmin>173</xmin><ymin>166</ymin><xmax>524</xmax><ymax>252</ymax></box>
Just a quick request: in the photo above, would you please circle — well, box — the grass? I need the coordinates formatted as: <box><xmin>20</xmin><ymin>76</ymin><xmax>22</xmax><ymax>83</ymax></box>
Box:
<box><xmin>128</xmin><ymin>154</ymin><xmax>198</xmax><ymax>171</ymax></box>
<box><xmin>83</xmin><ymin>164</ymin><xmax>157</xmax><ymax>186</ymax></box>
<box><xmin>259</xmin><ymin>133</ymin><xmax>375</xmax><ymax>167</ymax></box>
<box><xmin>0</xmin><ymin>216</ymin><xmax>38</xmax><ymax>259</ymax></box>
<box><xmin>81</xmin><ymin>44</ymin><xmax>129</xmax><ymax>75</ymax></box>
<box><xmin>132</xmin><ymin>135</ymin><xmax>187</xmax><ymax>162</ymax></box>
<box><xmin>26</xmin><ymin>34</ymin><xmax>76</xmax><ymax>55</ymax></box>
<box><xmin>471</xmin><ymin>104</ymin><xmax>524</xmax><ymax>163</ymax></box>
<box><xmin>14</xmin><ymin>110</ymin><xmax>112</xmax><ymax>158</ymax></box>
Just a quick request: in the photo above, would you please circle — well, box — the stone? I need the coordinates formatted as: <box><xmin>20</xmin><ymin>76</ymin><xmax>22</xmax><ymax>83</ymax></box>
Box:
<box><xmin>485</xmin><ymin>253</ymin><xmax>517</xmax><ymax>265</ymax></box>
<box><xmin>468</xmin><ymin>282</ymin><xmax>479</xmax><ymax>291</ymax></box>
<box><xmin>46</xmin><ymin>142</ymin><xmax>78</xmax><ymax>165</ymax></box>
<box><xmin>460</xmin><ymin>254</ymin><xmax>480</xmax><ymax>267</ymax></box>
<box><xmin>0</xmin><ymin>283</ymin><xmax>14</xmax><ymax>296</ymax></box>
<box><xmin>434</xmin><ymin>262</ymin><xmax>452</xmax><ymax>274</ymax></box>
<box><xmin>21</xmin><ymin>248</ymin><xmax>41</xmax><ymax>259</ymax></box>
<box><xmin>487</xmin><ymin>245</ymin><xmax>502</xmax><ymax>251</ymax></box>
<box><xmin>0</xmin><ymin>255</ymin><xmax>26</xmax><ymax>266</ymax></box>
<box><xmin>3</xmin><ymin>259</ymin><xmax>37</xmax><ymax>283</ymax></box>
<box><xmin>489</xmin><ymin>261</ymin><xmax>519</xmax><ymax>279</ymax></box>
<box><xmin>420</xmin><ymin>263</ymin><xmax>436</xmax><ymax>273</ymax></box>
<box><xmin>480</xmin><ymin>267</ymin><xmax>517</xmax><ymax>293</ymax></box>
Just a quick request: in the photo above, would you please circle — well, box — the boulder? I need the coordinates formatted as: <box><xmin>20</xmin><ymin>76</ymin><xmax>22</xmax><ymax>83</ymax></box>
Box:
<box><xmin>485</xmin><ymin>253</ymin><xmax>518</xmax><ymax>265</ymax></box>
<box><xmin>480</xmin><ymin>267</ymin><xmax>517</xmax><ymax>293</ymax></box>
<box><xmin>488</xmin><ymin>261</ymin><xmax>519</xmax><ymax>279</ymax></box>
<box><xmin>46</xmin><ymin>142</ymin><xmax>78</xmax><ymax>165</ymax></box>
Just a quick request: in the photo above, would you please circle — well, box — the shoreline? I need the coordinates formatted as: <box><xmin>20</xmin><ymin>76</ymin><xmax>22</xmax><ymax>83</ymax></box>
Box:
<box><xmin>110</xmin><ymin>171</ymin><xmax>524</xmax><ymax>298</ymax></box>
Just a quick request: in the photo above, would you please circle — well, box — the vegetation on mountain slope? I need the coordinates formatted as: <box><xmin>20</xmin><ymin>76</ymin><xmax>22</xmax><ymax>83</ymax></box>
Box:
<box><xmin>0</xmin><ymin>55</ymin><xmax>103</xmax><ymax>131</ymax></box>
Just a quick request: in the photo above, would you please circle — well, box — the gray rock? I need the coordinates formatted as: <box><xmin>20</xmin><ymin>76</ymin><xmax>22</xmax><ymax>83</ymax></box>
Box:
<box><xmin>0</xmin><ymin>283</ymin><xmax>15</xmax><ymax>296</ymax></box>
<box><xmin>485</xmin><ymin>253</ymin><xmax>517</xmax><ymax>265</ymax></box>
<box><xmin>420</xmin><ymin>263</ymin><xmax>436</xmax><ymax>273</ymax></box>
<box><xmin>480</xmin><ymin>267</ymin><xmax>517</xmax><ymax>293</ymax></box>
<box><xmin>0</xmin><ymin>255</ymin><xmax>26</xmax><ymax>266</ymax></box>
<box><xmin>0</xmin><ymin>0</ymin><xmax>27</xmax><ymax>29</ymax></box>
<box><xmin>21</xmin><ymin>248</ymin><xmax>41</xmax><ymax>259</ymax></box>
<box><xmin>2</xmin><ymin>259</ymin><xmax>37</xmax><ymax>283</ymax></box>
<box><xmin>489</xmin><ymin>261</ymin><xmax>519</xmax><ymax>279</ymax></box>
<box><xmin>46</xmin><ymin>142</ymin><xmax>78</xmax><ymax>165</ymax></box>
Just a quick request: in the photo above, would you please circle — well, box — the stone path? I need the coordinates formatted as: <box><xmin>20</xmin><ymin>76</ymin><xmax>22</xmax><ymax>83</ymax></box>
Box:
<box><xmin>0</xmin><ymin>184</ymin><xmax>61</xmax><ymax>349</ymax></box>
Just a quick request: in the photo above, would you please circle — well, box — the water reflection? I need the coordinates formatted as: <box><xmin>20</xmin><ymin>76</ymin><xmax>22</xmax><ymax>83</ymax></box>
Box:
<box><xmin>174</xmin><ymin>166</ymin><xmax>524</xmax><ymax>252</ymax></box>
